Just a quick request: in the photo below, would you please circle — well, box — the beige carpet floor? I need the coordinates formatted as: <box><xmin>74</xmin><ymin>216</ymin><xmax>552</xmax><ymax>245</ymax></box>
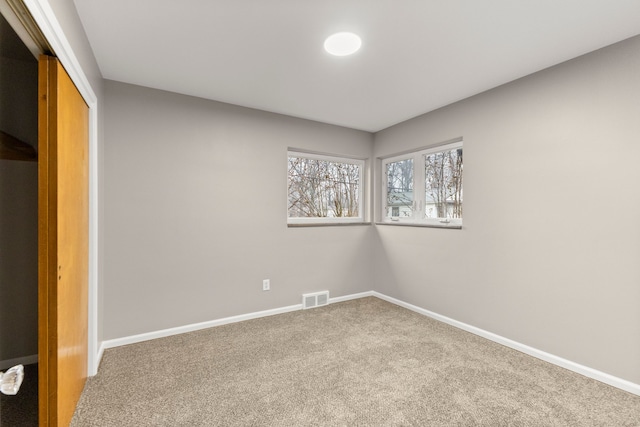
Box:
<box><xmin>71</xmin><ymin>297</ymin><xmax>640</xmax><ymax>426</ymax></box>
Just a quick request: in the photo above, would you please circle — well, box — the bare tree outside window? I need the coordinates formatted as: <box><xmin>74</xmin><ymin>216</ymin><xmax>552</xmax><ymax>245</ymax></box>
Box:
<box><xmin>386</xmin><ymin>158</ymin><xmax>413</xmax><ymax>217</ymax></box>
<box><xmin>288</xmin><ymin>155</ymin><xmax>361</xmax><ymax>219</ymax></box>
<box><xmin>424</xmin><ymin>148</ymin><xmax>463</xmax><ymax>219</ymax></box>
<box><xmin>381</xmin><ymin>140</ymin><xmax>463</xmax><ymax>227</ymax></box>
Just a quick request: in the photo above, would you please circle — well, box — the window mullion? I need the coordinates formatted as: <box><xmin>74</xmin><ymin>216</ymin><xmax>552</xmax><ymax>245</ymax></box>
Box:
<box><xmin>413</xmin><ymin>153</ymin><xmax>426</xmax><ymax>221</ymax></box>
<box><xmin>381</xmin><ymin>160</ymin><xmax>389</xmax><ymax>218</ymax></box>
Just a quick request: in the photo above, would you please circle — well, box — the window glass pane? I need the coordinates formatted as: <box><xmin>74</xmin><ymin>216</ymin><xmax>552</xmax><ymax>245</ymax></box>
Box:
<box><xmin>424</xmin><ymin>148</ymin><xmax>463</xmax><ymax>219</ymax></box>
<box><xmin>287</xmin><ymin>156</ymin><xmax>361</xmax><ymax>218</ymax></box>
<box><xmin>386</xmin><ymin>158</ymin><xmax>414</xmax><ymax>218</ymax></box>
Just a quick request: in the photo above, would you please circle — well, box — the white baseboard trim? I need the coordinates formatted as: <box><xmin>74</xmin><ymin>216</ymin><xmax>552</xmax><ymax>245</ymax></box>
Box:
<box><xmin>330</xmin><ymin>291</ymin><xmax>374</xmax><ymax>304</ymax></box>
<box><xmin>372</xmin><ymin>291</ymin><xmax>640</xmax><ymax>396</ymax></box>
<box><xmin>102</xmin><ymin>303</ymin><xmax>303</xmax><ymax>350</ymax></box>
<box><xmin>97</xmin><ymin>290</ymin><xmax>640</xmax><ymax>396</ymax></box>
<box><xmin>101</xmin><ymin>291</ymin><xmax>375</xmax><ymax>352</ymax></box>
<box><xmin>0</xmin><ymin>354</ymin><xmax>38</xmax><ymax>370</ymax></box>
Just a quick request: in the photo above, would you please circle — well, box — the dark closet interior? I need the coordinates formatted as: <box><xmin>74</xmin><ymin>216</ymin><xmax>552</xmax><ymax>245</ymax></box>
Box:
<box><xmin>0</xmin><ymin>11</ymin><xmax>39</xmax><ymax>426</ymax></box>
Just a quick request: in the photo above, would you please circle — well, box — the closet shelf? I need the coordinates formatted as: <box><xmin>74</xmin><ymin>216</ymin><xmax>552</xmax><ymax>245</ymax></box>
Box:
<box><xmin>0</xmin><ymin>130</ymin><xmax>36</xmax><ymax>162</ymax></box>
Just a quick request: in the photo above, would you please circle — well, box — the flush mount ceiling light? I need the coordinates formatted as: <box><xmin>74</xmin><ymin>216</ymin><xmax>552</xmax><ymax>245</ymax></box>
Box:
<box><xmin>324</xmin><ymin>32</ymin><xmax>362</xmax><ymax>56</ymax></box>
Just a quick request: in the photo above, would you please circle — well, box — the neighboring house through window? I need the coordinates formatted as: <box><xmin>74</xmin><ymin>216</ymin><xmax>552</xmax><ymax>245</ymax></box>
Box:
<box><xmin>382</xmin><ymin>139</ymin><xmax>463</xmax><ymax>227</ymax></box>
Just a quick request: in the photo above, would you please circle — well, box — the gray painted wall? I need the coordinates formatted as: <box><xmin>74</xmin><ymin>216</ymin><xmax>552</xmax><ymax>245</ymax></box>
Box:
<box><xmin>103</xmin><ymin>80</ymin><xmax>375</xmax><ymax>340</ymax></box>
<box><xmin>0</xmin><ymin>16</ymin><xmax>38</xmax><ymax>363</ymax></box>
<box><xmin>373</xmin><ymin>35</ymin><xmax>640</xmax><ymax>384</ymax></box>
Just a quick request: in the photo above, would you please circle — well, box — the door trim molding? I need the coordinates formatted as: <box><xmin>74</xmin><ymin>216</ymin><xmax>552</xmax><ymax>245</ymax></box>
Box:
<box><xmin>24</xmin><ymin>0</ymin><xmax>100</xmax><ymax>376</ymax></box>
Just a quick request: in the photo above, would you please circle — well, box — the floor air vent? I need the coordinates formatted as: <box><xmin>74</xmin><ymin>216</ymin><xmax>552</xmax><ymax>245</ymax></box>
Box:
<box><xmin>302</xmin><ymin>291</ymin><xmax>329</xmax><ymax>309</ymax></box>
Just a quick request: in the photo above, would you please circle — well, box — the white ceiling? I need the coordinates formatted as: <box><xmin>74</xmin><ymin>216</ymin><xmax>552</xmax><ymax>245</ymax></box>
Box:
<box><xmin>73</xmin><ymin>0</ymin><xmax>640</xmax><ymax>132</ymax></box>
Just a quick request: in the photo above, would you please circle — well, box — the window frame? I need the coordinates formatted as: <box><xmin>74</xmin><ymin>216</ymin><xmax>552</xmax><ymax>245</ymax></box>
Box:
<box><xmin>287</xmin><ymin>150</ymin><xmax>366</xmax><ymax>226</ymax></box>
<box><xmin>381</xmin><ymin>140</ymin><xmax>463</xmax><ymax>228</ymax></box>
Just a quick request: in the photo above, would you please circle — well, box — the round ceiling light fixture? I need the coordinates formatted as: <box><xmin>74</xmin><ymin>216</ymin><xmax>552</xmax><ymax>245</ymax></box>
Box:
<box><xmin>324</xmin><ymin>32</ymin><xmax>362</xmax><ymax>56</ymax></box>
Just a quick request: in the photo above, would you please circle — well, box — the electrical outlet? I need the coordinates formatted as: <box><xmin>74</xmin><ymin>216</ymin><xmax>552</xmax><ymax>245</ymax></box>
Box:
<box><xmin>262</xmin><ymin>279</ymin><xmax>270</xmax><ymax>291</ymax></box>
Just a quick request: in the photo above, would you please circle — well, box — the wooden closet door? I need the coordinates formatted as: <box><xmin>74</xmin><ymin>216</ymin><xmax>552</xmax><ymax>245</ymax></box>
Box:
<box><xmin>38</xmin><ymin>55</ymin><xmax>89</xmax><ymax>427</ymax></box>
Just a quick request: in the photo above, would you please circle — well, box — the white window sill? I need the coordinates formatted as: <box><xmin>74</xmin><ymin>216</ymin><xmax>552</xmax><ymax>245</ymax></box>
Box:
<box><xmin>288</xmin><ymin>222</ymin><xmax>372</xmax><ymax>228</ymax></box>
<box><xmin>375</xmin><ymin>221</ymin><xmax>462</xmax><ymax>230</ymax></box>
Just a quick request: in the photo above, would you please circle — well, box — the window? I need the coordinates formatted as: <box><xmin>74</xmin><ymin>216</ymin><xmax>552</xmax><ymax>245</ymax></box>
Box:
<box><xmin>288</xmin><ymin>151</ymin><xmax>365</xmax><ymax>225</ymax></box>
<box><xmin>382</xmin><ymin>140</ymin><xmax>463</xmax><ymax>227</ymax></box>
